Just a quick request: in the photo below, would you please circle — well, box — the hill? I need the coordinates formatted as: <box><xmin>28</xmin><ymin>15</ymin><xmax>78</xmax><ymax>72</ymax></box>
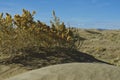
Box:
<box><xmin>77</xmin><ymin>29</ymin><xmax>120</xmax><ymax>66</ymax></box>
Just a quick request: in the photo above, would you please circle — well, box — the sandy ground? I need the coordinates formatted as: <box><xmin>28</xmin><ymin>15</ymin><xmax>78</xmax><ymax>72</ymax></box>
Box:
<box><xmin>0</xmin><ymin>64</ymin><xmax>30</xmax><ymax>80</ymax></box>
<box><xmin>4</xmin><ymin>63</ymin><xmax>120</xmax><ymax>80</ymax></box>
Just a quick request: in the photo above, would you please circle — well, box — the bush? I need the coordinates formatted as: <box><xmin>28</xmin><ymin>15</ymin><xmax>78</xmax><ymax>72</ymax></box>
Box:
<box><xmin>0</xmin><ymin>9</ymin><xmax>81</xmax><ymax>60</ymax></box>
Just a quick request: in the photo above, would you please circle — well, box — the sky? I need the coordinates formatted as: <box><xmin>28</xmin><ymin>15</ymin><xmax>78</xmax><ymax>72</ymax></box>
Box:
<box><xmin>0</xmin><ymin>0</ymin><xmax>120</xmax><ymax>29</ymax></box>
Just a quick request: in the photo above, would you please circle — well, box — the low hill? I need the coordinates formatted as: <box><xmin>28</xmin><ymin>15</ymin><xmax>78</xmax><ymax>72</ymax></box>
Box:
<box><xmin>77</xmin><ymin>29</ymin><xmax>120</xmax><ymax>66</ymax></box>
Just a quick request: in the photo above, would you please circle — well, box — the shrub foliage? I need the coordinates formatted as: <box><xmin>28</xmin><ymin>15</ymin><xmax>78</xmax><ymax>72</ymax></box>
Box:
<box><xmin>0</xmin><ymin>9</ymin><xmax>81</xmax><ymax>59</ymax></box>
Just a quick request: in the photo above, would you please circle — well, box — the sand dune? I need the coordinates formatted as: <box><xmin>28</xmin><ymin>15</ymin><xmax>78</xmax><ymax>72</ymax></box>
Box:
<box><xmin>5</xmin><ymin>63</ymin><xmax>120</xmax><ymax>80</ymax></box>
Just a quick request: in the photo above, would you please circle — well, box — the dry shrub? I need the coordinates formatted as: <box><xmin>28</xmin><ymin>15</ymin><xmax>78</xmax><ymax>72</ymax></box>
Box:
<box><xmin>0</xmin><ymin>9</ymin><xmax>81</xmax><ymax>61</ymax></box>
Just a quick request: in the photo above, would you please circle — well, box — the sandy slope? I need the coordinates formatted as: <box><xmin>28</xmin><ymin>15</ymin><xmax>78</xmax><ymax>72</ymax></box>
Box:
<box><xmin>5</xmin><ymin>63</ymin><xmax>120</xmax><ymax>80</ymax></box>
<box><xmin>77</xmin><ymin>29</ymin><xmax>120</xmax><ymax>65</ymax></box>
<box><xmin>0</xmin><ymin>64</ymin><xmax>29</xmax><ymax>80</ymax></box>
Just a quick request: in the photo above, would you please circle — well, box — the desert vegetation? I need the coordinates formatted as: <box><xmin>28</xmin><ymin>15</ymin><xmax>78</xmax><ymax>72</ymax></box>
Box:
<box><xmin>0</xmin><ymin>9</ymin><xmax>83</xmax><ymax>64</ymax></box>
<box><xmin>0</xmin><ymin>9</ymin><xmax>120</xmax><ymax>66</ymax></box>
<box><xmin>0</xmin><ymin>9</ymin><xmax>120</xmax><ymax>67</ymax></box>
<box><xmin>0</xmin><ymin>9</ymin><xmax>120</xmax><ymax>79</ymax></box>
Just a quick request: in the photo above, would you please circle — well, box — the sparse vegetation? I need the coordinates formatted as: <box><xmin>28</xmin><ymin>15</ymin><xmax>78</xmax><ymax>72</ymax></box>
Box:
<box><xmin>78</xmin><ymin>29</ymin><xmax>120</xmax><ymax>66</ymax></box>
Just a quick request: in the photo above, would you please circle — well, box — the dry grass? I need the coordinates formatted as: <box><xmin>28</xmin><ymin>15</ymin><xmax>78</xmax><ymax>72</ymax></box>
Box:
<box><xmin>77</xmin><ymin>29</ymin><xmax>120</xmax><ymax>66</ymax></box>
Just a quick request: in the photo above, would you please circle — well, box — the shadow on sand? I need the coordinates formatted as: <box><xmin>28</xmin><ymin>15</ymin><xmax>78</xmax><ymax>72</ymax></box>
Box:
<box><xmin>0</xmin><ymin>47</ymin><xmax>113</xmax><ymax>69</ymax></box>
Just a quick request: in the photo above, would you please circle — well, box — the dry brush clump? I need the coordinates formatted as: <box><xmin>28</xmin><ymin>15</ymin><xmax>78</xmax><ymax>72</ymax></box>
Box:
<box><xmin>0</xmin><ymin>9</ymin><xmax>81</xmax><ymax>62</ymax></box>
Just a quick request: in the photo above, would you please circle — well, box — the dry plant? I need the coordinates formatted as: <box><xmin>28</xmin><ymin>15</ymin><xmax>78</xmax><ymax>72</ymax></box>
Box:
<box><xmin>0</xmin><ymin>9</ymin><xmax>81</xmax><ymax>61</ymax></box>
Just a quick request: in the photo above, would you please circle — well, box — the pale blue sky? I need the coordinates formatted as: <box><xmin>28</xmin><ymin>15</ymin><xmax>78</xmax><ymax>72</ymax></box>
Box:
<box><xmin>0</xmin><ymin>0</ymin><xmax>120</xmax><ymax>29</ymax></box>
